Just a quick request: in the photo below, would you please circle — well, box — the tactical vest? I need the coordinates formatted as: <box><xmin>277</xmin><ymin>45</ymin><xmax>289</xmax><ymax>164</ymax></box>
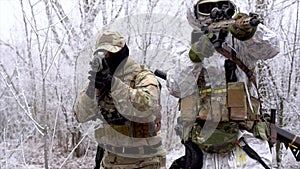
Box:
<box><xmin>185</xmin><ymin>58</ymin><xmax>261</xmax><ymax>154</ymax></box>
<box><xmin>196</xmin><ymin>64</ymin><xmax>260</xmax><ymax>131</ymax></box>
<box><xmin>97</xmin><ymin>64</ymin><xmax>158</xmax><ymax>138</ymax></box>
<box><xmin>184</xmin><ymin>30</ymin><xmax>273</xmax><ymax>156</ymax></box>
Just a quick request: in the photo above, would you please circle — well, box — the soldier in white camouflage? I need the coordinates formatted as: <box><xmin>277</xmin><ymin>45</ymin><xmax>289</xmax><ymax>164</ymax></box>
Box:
<box><xmin>167</xmin><ymin>0</ymin><xmax>280</xmax><ymax>169</ymax></box>
<box><xmin>74</xmin><ymin>30</ymin><xmax>166</xmax><ymax>169</ymax></box>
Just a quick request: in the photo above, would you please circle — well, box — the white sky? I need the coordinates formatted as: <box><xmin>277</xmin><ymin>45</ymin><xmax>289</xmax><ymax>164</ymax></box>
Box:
<box><xmin>0</xmin><ymin>0</ymin><xmax>80</xmax><ymax>42</ymax></box>
<box><xmin>0</xmin><ymin>0</ymin><xmax>21</xmax><ymax>40</ymax></box>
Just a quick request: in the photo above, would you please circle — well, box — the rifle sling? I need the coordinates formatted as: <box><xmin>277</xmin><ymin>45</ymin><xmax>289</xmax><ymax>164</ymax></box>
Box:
<box><xmin>216</xmin><ymin>47</ymin><xmax>257</xmax><ymax>88</ymax></box>
<box><xmin>237</xmin><ymin>137</ymin><xmax>270</xmax><ymax>169</ymax></box>
<box><xmin>218</xmin><ymin>45</ymin><xmax>273</xmax><ymax>167</ymax></box>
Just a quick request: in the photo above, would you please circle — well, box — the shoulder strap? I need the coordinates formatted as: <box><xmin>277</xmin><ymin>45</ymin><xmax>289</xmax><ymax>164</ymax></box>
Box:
<box><xmin>216</xmin><ymin>47</ymin><xmax>257</xmax><ymax>88</ymax></box>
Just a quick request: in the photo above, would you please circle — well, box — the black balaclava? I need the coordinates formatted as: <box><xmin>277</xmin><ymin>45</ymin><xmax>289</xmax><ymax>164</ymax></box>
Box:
<box><xmin>105</xmin><ymin>44</ymin><xmax>129</xmax><ymax>74</ymax></box>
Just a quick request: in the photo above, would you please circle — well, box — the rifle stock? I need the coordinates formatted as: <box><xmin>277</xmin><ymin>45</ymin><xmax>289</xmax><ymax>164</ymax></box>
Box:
<box><xmin>154</xmin><ymin>69</ymin><xmax>300</xmax><ymax>162</ymax></box>
<box><xmin>276</xmin><ymin>126</ymin><xmax>300</xmax><ymax>161</ymax></box>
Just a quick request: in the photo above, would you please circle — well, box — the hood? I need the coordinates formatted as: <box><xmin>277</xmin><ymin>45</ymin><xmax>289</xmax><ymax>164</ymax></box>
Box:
<box><xmin>186</xmin><ymin>0</ymin><xmax>257</xmax><ymax>30</ymax></box>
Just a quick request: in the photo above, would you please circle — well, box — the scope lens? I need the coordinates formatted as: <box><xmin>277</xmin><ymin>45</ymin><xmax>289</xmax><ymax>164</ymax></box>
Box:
<box><xmin>197</xmin><ymin>2</ymin><xmax>216</xmax><ymax>15</ymax></box>
<box><xmin>224</xmin><ymin>8</ymin><xmax>235</xmax><ymax>17</ymax></box>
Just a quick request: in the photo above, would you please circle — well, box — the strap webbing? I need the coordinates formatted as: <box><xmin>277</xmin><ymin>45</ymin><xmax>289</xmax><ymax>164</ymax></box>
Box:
<box><xmin>237</xmin><ymin>137</ymin><xmax>270</xmax><ymax>169</ymax></box>
<box><xmin>216</xmin><ymin>47</ymin><xmax>257</xmax><ymax>88</ymax></box>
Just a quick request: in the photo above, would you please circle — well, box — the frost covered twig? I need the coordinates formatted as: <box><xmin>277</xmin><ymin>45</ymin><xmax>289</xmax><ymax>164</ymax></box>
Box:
<box><xmin>59</xmin><ymin>121</ymin><xmax>100</xmax><ymax>169</ymax></box>
<box><xmin>58</xmin><ymin>132</ymin><xmax>87</xmax><ymax>169</ymax></box>
<box><xmin>0</xmin><ymin>64</ymin><xmax>44</xmax><ymax>135</ymax></box>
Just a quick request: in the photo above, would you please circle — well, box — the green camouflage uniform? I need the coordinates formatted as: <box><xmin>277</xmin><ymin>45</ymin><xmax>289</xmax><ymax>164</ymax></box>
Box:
<box><xmin>74</xmin><ymin>30</ymin><xmax>166</xmax><ymax>169</ymax></box>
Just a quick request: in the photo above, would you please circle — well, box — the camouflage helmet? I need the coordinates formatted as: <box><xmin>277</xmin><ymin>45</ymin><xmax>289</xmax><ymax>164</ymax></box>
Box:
<box><xmin>94</xmin><ymin>30</ymin><xmax>125</xmax><ymax>54</ymax></box>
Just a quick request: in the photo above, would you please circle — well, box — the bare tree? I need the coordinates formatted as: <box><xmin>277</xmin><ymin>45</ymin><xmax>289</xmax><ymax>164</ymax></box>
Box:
<box><xmin>0</xmin><ymin>0</ymin><xmax>123</xmax><ymax>168</ymax></box>
<box><xmin>1</xmin><ymin>0</ymin><xmax>300</xmax><ymax>168</ymax></box>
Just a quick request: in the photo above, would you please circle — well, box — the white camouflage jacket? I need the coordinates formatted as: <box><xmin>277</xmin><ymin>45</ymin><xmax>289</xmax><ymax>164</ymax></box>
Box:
<box><xmin>167</xmin><ymin>17</ymin><xmax>280</xmax><ymax>169</ymax></box>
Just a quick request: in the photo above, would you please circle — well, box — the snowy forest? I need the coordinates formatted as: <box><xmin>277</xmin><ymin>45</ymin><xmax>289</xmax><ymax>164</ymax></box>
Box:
<box><xmin>0</xmin><ymin>0</ymin><xmax>299</xmax><ymax>168</ymax></box>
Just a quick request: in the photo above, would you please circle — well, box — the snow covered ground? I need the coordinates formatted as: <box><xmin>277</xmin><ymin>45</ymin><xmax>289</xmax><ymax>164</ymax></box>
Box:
<box><xmin>1</xmin><ymin>138</ymin><xmax>299</xmax><ymax>169</ymax></box>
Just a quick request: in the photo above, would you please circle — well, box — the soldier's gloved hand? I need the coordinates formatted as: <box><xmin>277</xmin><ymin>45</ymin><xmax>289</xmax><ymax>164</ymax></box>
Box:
<box><xmin>86</xmin><ymin>70</ymin><xmax>97</xmax><ymax>98</ymax></box>
<box><xmin>189</xmin><ymin>35</ymin><xmax>215</xmax><ymax>62</ymax></box>
<box><xmin>94</xmin><ymin>70</ymin><xmax>113</xmax><ymax>90</ymax></box>
<box><xmin>85</xmin><ymin>55</ymin><xmax>104</xmax><ymax>99</ymax></box>
<box><xmin>229</xmin><ymin>12</ymin><xmax>258</xmax><ymax>41</ymax></box>
<box><xmin>94</xmin><ymin>59</ymin><xmax>114</xmax><ymax>90</ymax></box>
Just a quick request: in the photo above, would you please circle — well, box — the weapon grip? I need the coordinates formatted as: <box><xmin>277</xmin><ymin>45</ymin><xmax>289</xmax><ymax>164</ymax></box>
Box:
<box><xmin>270</xmin><ymin>109</ymin><xmax>276</xmax><ymax>124</ymax></box>
<box><xmin>270</xmin><ymin>109</ymin><xmax>277</xmax><ymax>145</ymax></box>
<box><xmin>154</xmin><ymin>69</ymin><xmax>167</xmax><ymax>80</ymax></box>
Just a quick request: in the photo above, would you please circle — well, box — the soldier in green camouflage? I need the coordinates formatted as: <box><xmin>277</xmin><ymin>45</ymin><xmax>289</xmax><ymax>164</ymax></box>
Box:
<box><xmin>74</xmin><ymin>30</ymin><xmax>166</xmax><ymax>169</ymax></box>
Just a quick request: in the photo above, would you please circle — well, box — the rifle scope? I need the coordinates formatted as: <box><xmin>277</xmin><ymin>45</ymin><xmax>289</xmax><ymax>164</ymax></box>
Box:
<box><xmin>210</xmin><ymin>5</ymin><xmax>235</xmax><ymax>21</ymax></box>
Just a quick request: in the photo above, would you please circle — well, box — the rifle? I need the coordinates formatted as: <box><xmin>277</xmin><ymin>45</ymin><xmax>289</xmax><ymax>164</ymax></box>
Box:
<box><xmin>200</xmin><ymin>3</ymin><xmax>263</xmax><ymax>36</ymax></box>
<box><xmin>154</xmin><ymin>69</ymin><xmax>300</xmax><ymax>162</ymax></box>
<box><xmin>202</xmin><ymin>12</ymin><xmax>263</xmax><ymax>34</ymax></box>
<box><xmin>198</xmin><ymin>11</ymin><xmax>263</xmax><ymax>88</ymax></box>
<box><xmin>204</xmin><ymin>14</ymin><xmax>261</xmax><ymax>76</ymax></box>
<box><xmin>276</xmin><ymin>126</ymin><xmax>300</xmax><ymax>161</ymax></box>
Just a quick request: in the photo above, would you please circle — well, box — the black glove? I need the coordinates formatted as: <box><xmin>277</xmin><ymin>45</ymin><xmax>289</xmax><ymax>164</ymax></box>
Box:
<box><xmin>86</xmin><ymin>59</ymin><xmax>113</xmax><ymax>98</ymax></box>
<box><xmin>86</xmin><ymin>70</ymin><xmax>96</xmax><ymax>99</ymax></box>
<box><xmin>94</xmin><ymin>59</ymin><xmax>113</xmax><ymax>90</ymax></box>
